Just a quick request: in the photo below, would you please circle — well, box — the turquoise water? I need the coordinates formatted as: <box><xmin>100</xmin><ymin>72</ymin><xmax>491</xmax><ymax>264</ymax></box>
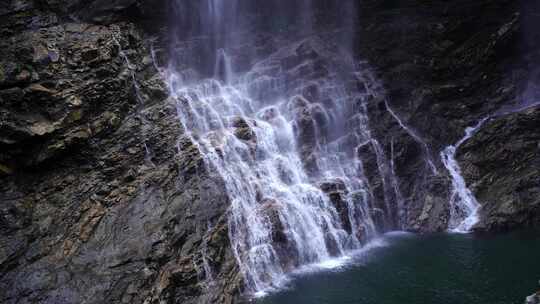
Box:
<box><xmin>256</xmin><ymin>231</ymin><xmax>540</xmax><ymax>304</ymax></box>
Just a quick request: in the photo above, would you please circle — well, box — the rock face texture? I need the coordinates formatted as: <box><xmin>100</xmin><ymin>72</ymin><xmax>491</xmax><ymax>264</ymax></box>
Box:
<box><xmin>1</xmin><ymin>0</ymin><xmax>539</xmax><ymax>303</ymax></box>
<box><xmin>355</xmin><ymin>0</ymin><xmax>540</xmax><ymax>232</ymax></box>
<box><xmin>457</xmin><ymin>107</ymin><xmax>540</xmax><ymax>230</ymax></box>
<box><xmin>0</xmin><ymin>1</ymin><xmax>241</xmax><ymax>304</ymax></box>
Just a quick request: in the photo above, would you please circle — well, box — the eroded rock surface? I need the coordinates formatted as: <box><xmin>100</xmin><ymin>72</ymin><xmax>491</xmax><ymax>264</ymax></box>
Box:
<box><xmin>0</xmin><ymin>1</ymin><xmax>242</xmax><ymax>304</ymax></box>
<box><xmin>458</xmin><ymin>107</ymin><xmax>540</xmax><ymax>231</ymax></box>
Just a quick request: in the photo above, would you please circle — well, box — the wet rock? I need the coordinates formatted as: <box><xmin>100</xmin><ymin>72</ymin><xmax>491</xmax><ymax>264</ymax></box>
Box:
<box><xmin>367</xmin><ymin>206</ymin><xmax>382</xmax><ymax>225</ymax></box>
<box><xmin>301</xmin><ymin>83</ymin><xmax>321</xmax><ymax>104</ymax></box>
<box><xmin>319</xmin><ymin>178</ymin><xmax>353</xmax><ymax>234</ymax></box>
<box><xmin>356</xmin><ymin>141</ymin><xmax>390</xmax><ymax>229</ymax></box>
<box><xmin>525</xmin><ymin>281</ymin><xmax>540</xmax><ymax>304</ymax></box>
<box><xmin>457</xmin><ymin>106</ymin><xmax>540</xmax><ymax>231</ymax></box>
<box><xmin>526</xmin><ymin>292</ymin><xmax>540</xmax><ymax>304</ymax></box>
<box><xmin>259</xmin><ymin>199</ymin><xmax>287</xmax><ymax>244</ymax></box>
<box><xmin>281</xmin><ymin>41</ymin><xmax>320</xmax><ymax>70</ymax></box>
<box><xmin>81</xmin><ymin>48</ymin><xmax>100</xmax><ymax>62</ymax></box>
<box><xmin>328</xmin><ymin>192</ymin><xmax>352</xmax><ymax>234</ymax></box>
<box><xmin>319</xmin><ymin>178</ymin><xmax>347</xmax><ymax>193</ymax></box>
<box><xmin>295</xmin><ymin>110</ymin><xmax>317</xmax><ymax>148</ymax></box>
<box><xmin>0</xmin><ymin>88</ymin><xmax>24</xmax><ymax>104</ymax></box>
<box><xmin>289</xmin><ymin>95</ymin><xmax>310</xmax><ymax>110</ymax></box>
<box><xmin>311</xmin><ymin>103</ymin><xmax>330</xmax><ymax>139</ymax></box>
<box><xmin>258</xmin><ymin>106</ymin><xmax>279</xmax><ymax>121</ymax></box>
<box><xmin>408</xmin><ymin>176</ymin><xmax>451</xmax><ymax>232</ymax></box>
<box><xmin>323</xmin><ymin>232</ymin><xmax>341</xmax><ymax>257</ymax></box>
<box><xmin>231</xmin><ymin>117</ymin><xmax>257</xmax><ymax>143</ymax></box>
<box><xmin>357</xmin><ymin>141</ymin><xmax>379</xmax><ymax>183</ymax></box>
<box><xmin>289</xmin><ymin>95</ymin><xmax>324</xmax><ymax>176</ymax></box>
<box><xmin>258</xmin><ymin>199</ymin><xmax>300</xmax><ymax>271</ymax></box>
<box><xmin>38</xmin><ymin>0</ymin><xmax>167</xmax><ymax>29</ymax></box>
<box><xmin>300</xmin><ymin>151</ymin><xmax>319</xmax><ymax>176</ymax></box>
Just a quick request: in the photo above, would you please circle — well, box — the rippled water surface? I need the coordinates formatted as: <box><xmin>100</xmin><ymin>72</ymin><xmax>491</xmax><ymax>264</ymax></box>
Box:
<box><xmin>256</xmin><ymin>231</ymin><xmax>540</xmax><ymax>304</ymax></box>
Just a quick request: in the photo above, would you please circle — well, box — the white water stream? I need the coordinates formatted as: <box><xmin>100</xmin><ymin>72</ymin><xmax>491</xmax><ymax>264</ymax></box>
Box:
<box><xmin>441</xmin><ymin>118</ymin><xmax>489</xmax><ymax>232</ymax></box>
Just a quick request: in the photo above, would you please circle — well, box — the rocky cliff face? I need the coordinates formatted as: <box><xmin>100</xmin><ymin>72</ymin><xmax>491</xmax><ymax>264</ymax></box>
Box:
<box><xmin>0</xmin><ymin>1</ymin><xmax>242</xmax><ymax>303</ymax></box>
<box><xmin>457</xmin><ymin>107</ymin><xmax>540</xmax><ymax>230</ymax></box>
<box><xmin>355</xmin><ymin>0</ymin><xmax>540</xmax><ymax>232</ymax></box>
<box><xmin>1</xmin><ymin>0</ymin><xmax>539</xmax><ymax>303</ymax></box>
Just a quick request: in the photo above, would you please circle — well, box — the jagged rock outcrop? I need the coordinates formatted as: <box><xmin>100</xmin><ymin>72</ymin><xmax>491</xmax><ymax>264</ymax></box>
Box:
<box><xmin>457</xmin><ymin>107</ymin><xmax>540</xmax><ymax>230</ymax></box>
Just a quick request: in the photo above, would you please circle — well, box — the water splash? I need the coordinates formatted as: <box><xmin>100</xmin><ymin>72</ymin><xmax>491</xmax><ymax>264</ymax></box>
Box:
<box><xmin>441</xmin><ymin>118</ymin><xmax>489</xmax><ymax>233</ymax></box>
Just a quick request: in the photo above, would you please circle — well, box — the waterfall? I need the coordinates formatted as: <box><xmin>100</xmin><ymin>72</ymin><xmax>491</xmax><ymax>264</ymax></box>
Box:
<box><xmin>167</xmin><ymin>0</ymin><xmax>404</xmax><ymax>295</ymax></box>
<box><xmin>441</xmin><ymin>118</ymin><xmax>489</xmax><ymax>232</ymax></box>
<box><xmin>214</xmin><ymin>48</ymin><xmax>234</xmax><ymax>84</ymax></box>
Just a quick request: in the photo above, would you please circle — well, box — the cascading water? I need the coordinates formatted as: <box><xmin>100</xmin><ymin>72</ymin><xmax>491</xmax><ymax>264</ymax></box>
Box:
<box><xmin>167</xmin><ymin>0</ymin><xmax>404</xmax><ymax>295</ymax></box>
<box><xmin>441</xmin><ymin>118</ymin><xmax>489</xmax><ymax>233</ymax></box>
